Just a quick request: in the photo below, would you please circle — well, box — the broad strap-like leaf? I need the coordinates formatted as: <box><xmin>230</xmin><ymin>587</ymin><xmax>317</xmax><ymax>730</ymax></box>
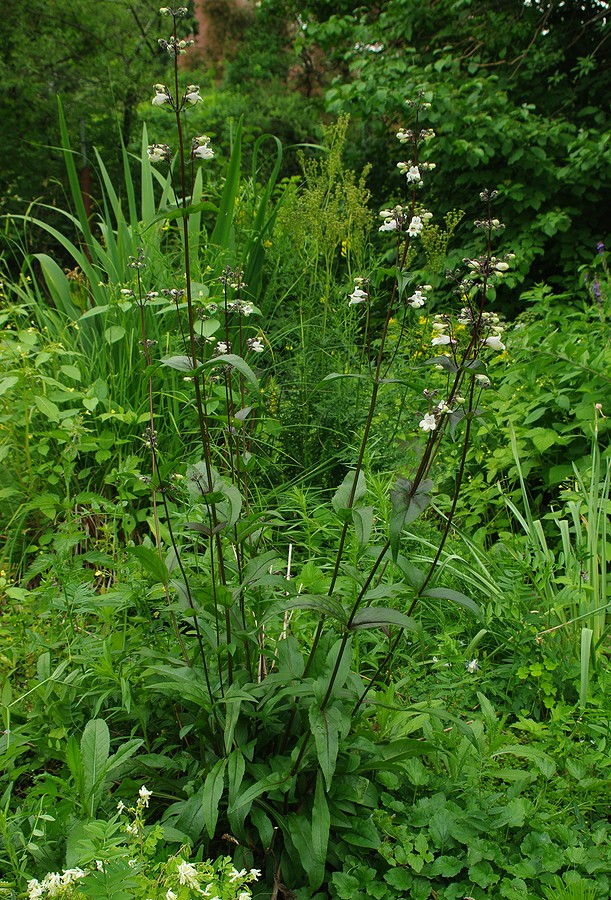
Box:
<box><xmin>81</xmin><ymin>719</ymin><xmax>110</xmax><ymax>816</ymax></box>
<box><xmin>203</xmin><ymin>757</ymin><xmax>227</xmax><ymax>839</ymax></box>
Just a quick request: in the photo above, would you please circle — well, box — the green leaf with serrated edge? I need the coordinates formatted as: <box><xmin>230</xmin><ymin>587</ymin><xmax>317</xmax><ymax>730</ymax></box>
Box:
<box><xmin>203</xmin><ymin>757</ymin><xmax>227</xmax><ymax>839</ymax></box>
<box><xmin>308</xmin><ymin>703</ymin><xmax>343</xmax><ymax>791</ymax></box>
<box><xmin>129</xmin><ymin>546</ymin><xmax>169</xmax><ymax>585</ymax></box>
<box><xmin>81</xmin><ymin>719</ymin><xmax>110</xmax><ymax>817</ymax></box>
<box><xmin>312</xmin><ymin>770</ymin><xmax>330</xmax><ymax>867</ymax></box>
<box><xmin>332</xmin><ymin>469</ymin><xmax>366</xmax><ymax>513</ymax></box>
<box><xmin>420</xmin><ymin>587</ymin><xmax>482</xmax><ymax>619</ymax></box>
<box><xmin>349</xmin><ymin>607</ymin><xmax>420</xmax><ymax>632</ymax></box>
<box><xmin>203</xmin><ymin>353</ymin><xmax>259</xmax><ymax>389</ymax></box>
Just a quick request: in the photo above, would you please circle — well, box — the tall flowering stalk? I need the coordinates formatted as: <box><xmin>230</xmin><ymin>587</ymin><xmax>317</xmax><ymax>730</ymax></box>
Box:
<box><xmin>296</xmin><ymin>95</ymin><xmax>512</xmax><ymax>731</ymax></box>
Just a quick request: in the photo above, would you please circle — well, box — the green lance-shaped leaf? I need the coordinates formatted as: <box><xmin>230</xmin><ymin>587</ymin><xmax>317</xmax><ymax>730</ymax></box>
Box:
<box><xmin>311</xmin><ymin>770</ymin><xmax>331</xmax><ymax>868</ymax></box>
<box><xmin>129</xmin><ymin>546</ymin><xmax>169</xmax><ymax>586</ymax></box>
<box><xmin>332</xmin><ymin>469</ymin><xmax>367</xmax><ymax>514</ymax></box>
<box><xmin>352</xmin><ymin>506</ymin><xmax>374</xmax><ymax>550</ymax></box>
<box><xmin>308</xmin><ymin>702</ymin><xmax>348</xmax><ymax>791</ymax></box>
<box><xmin>349</xmin><ymin>607</ymin><xmax>420</xmax><ymax>632</ymax></box>
<box><xmin>203</xmin><ymin>757</ymin><xmax>227</xmax><ymax>839</ymax></box>
<box><xmin>389</xmin><ymin>478</ymin><xmax>433</xmax><ymax>561</ymax></box>
<box><xmin>203</xmin><ymin>353</ymin><xmax>259</xmax><ymax>390</ymax></box>
<box><xmin>265</xmin><ymin>594</ymin><xmax>348</xmax><ymax>626</ymax></box>
<box><xmin>81</xmin><ymin>718</ymin><xmax>110</xmax><ymax>817</ymax></box>
<box><xmin>420</xmin><ymin>587</ymin><xmax>482</xmax><ymax>620</ymax></box>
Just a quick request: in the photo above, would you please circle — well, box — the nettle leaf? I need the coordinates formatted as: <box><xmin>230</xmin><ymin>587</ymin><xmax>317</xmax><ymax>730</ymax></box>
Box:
<box><xmin>389</xmin><ymin>478</ymin><xmax>433</xmax><ymax>561</ymax></box>
<box><xmin>332</xmin><ymin>470</ymin><xmax>367</xmax><ymax>514</ymax></box>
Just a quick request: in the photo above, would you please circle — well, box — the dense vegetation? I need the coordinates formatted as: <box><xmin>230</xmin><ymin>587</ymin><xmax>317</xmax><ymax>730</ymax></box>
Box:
<box><xmin>1</xmin><ymin>2</ymin><xmax>610</xmax><ymax>899</ymax></box>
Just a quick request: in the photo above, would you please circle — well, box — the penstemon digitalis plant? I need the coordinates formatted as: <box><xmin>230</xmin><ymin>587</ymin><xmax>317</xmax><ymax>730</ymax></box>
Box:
<box><xmin>97</xmin><ymin>9</ymin><xmax>513</xmax><ymax>892</ymax></box>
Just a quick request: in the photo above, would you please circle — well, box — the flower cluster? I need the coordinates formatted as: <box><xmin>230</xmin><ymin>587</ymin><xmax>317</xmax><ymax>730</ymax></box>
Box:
<box><xmin>192</xmin><ymin>133</ymin><xmax>214</xmax><ymax>160</ymax></box>
<box><xmin>379</xmin><ymin>207</ymin><xmax>429</xmax><ymax>236</ymax></box>
<box><xmin>27</xmin><ymin>869</ymin><xmax>86</xmax><ymax>899</ymax></box>
<box><xmin>408</xmin><ymin>284</ymin><xmax>432</xmax><ymax>308</ymax></box>
<box><xmin>348</xmin><ymin>276</ymin><xmax>369</xmax><ymax>306</ymax></box>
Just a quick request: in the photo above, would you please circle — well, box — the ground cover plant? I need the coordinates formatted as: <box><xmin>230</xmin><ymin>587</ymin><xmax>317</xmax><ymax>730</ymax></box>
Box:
<box><xmin>1</xmin><ymin>3</ymin><xmax>611</xmax><ymax>899</ymax></box>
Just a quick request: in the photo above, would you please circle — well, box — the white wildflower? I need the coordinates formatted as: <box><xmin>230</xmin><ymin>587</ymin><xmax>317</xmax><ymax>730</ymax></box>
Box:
<box><xmin>419</xmin><ymin>413</ymin><xmax>437</xmax><ymax>432</ymax></box>
<box><xmin>177</xmin><ymin>859</ymin><xmax>200</xmax><ymax>888</ymax></box>
<box><xmin>408</xmin><ymin>290</ymin><xmax>425</xmax><ymax>308</ymax></box>
<box><xmin>484</xmin><ymin>335</ymin><xmax>506</xmax><ymax>351</ymax></box>
<box><xmin>139</xmin><ymin>785</ymin><xmax>152</xmax><ymax>806</ymax></box>
<box><xmin>230</xmin><ymin>868</ymin><xmax>248</xmax><ymax>882</ymax></box>
<box><xmin>348</xmin><ymin>286</ymin><xmax>368</xmax><ymax>306</ymax></box>
<box><xmin>466</xmin><ymin>659</ymin><xmax>480</xmax><ymax>673</ymax></box>
<box><xmin>247</xmin><ymin>337</ymin><xmax>265</xmax><ymax>353</ymax></box>
<box><xmin>407</xmin><ymin>215</ymin><xmax>423</xmax><ymax>237</ymax></box>
<box><xmin>184</xmin><ymin>84</ymin><xmax>202</xmax><ymax>104</ymax></box>
<box><xmin>431</xmin><ymin>334</ymin><xmax>452</xmax><ymax>346</ymax></box>
<box><xmin>152</xmin><ymin>86</ymin><xmax>171</xmax><ymax>106</ymax></box>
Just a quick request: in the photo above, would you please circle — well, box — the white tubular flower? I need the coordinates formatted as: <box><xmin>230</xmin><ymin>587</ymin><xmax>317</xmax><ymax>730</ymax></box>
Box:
<box><xmin>229</xmin><ymin>868</ymin><xmax>248</xmax><ymax>882</ymax></box>
<box><xmin>396</xmin><ymin>129</ymin><xmax>411</xmax><ymax>143</ymax></box>
<box><xmin>348</xmin><ymin>286</ymin><xmax>368</xmax><ymax>306</ymax></box>
<box><xmin>431</xmin><ymin>334</ymin><xmax>452</xmax><ymax>346</ymax></box>
<box><xmin>166</xmin><ymin>891</ymin><xmax>177</xmax><ymax>900</ymax></box>
<box><xmin>177</xmin><ymin>859</ymin><xmax>199</xmax><ymax>888</ymax></box>
<box><xmin>139</xmin><ymin>785</ymin><xmax>152</xmax><ymax>805</ymax></box>
<box><xmin>408</xmin><ymin>290</ymin><xmax>425</xmax><ymax>308</ymax></box>
<box><xmin>152</xmin><ymin>85</ymin><xmax>171</xmax><ymax>106</ymax></box>
<box><xmin>216</xmin><ymin>341</ymin><xmax>230</xmax><ymax>355</ymax></box>
<box><xmin>27</xmin><ymin>880</ymin><xmax>43</xmax><ymax>900</ymax></box>
<box><xmin>466</xmin><ymin>659</ymin><xmax>480</xmax><ymax>673</ymax></box>
<box><xmin>485</xmin><ymin>335</ymin><xmax>506</xmax><ymax>351</ymax></box>
<box><xmin>405</xmin><ymin>165</ymin><xmax>422</xmax><ymax>184</ymax></box>
<box><xmin>192</xmin><ymin>135</ymin><xmax>214</xmax><ymax>160</ymax></box>
<box><xmin>475</xmin><ymin>374</ymin><xmax>491</xmax><ymax>388</ymax></box>
<box><xmin>247</xmin><ymin>337</ymin><xmax>265</xmax><ymax>353</ymax></box>
<box><xmin>249</xmin><ymin>869</ymin><xmax>262</xmax><ymax>880</ymax></box>
<box><xmin>147</xmin><ymin>143</ymin><xmax>170</xmax><ymax>164</ymax></box>
<box><xmin>379</xmin><ymin>218</ymin><xmax>397</xmax><ymax>232</ymax></box>
<box><xmin>494</xmin><ymin>261</ymin><xmax>510</xmax><ymax>271</ymax></box>
<box><xmin>419</xmin><ymin>413</ymin><xmax>437</xmax><ymax>432</ymax></box>
<box><xmin>407</xmin><ymin>215</ymin><xmax>423</xmax><ymax>237</ymax></box>
<box><xmin>184</xmin><ymin>84</ymin><xmax>202</xmax><ymax>105</ymax></box>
